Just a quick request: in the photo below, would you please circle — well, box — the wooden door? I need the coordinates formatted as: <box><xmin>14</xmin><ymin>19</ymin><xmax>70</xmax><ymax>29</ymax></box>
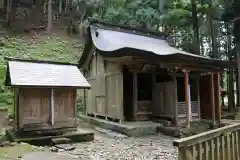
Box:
<box><xmin>152</xmin><ymin>83</ymin><xmax>164</xmax><ymax>115</ymax></box>
<box><xmin>19</xmin><ymin>88</ymin><xmax>51</xmax><ymax>129</ymax></box>
<box><xmin>152</xmin><ymin>82</ymin><xmax>175</xmax><ymax>116</ymax></box>
<box><xmin>54</xmin><ymin>88</ymin><xmax>77</xmax><ymax>128</ymax></box>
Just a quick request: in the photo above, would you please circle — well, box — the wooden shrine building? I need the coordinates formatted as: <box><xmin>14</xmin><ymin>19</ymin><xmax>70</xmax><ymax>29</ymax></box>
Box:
<box><xmin>5</xmin><ymin>58</ymin><xmax>91</xmax><ymax>132</ymax></box>
<box><xmin>79</xmin><ymin>21</ymin><xmax>235</xmax><ymax>127</ymax></box>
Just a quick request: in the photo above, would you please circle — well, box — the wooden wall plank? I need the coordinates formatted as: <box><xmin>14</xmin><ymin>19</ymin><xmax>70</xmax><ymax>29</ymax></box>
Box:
<box><xmin>152</xmin><ymin>82</ymin><xmax>175</xmax><ymax>117</ymax></box>
<box><xmin>54</xmin><ymin>88</ymin><xmax>76</xmax><ymax>122</ymax></box>
<box><xmin>232</xmin><ymin>133</ymin><xmax>236</xmax><ymax>160</ymax></box>
<box><xmin>106</xmin><ymin>72</ymin><xmax>123</xmax><ymax>120</ymax></box>
<box><xmin>221</xmin><ymin>136</ymin><xmax>225</xmax><ymax>160</ymax></box>
<box><xmin>200</xmin><ymin>75</ymin><xmax>212</xmax><ymax>119</ymax></box>
<box><xmin>199</xmin><ymin>143</ymin><xmax>203</xmax><ymax>160</ymax></box>
<box><xmin>236</xmin><ymin>132</ymin><xmax>240</xmax><ymax>160</ymax></box>
<box><xmin>227</xmin><ymin>134</ymin><xmax>231</xmax><ymax>160</ymax></box>
<box><xmin>205</xmin><ymin>141</ymin><xmax>209</xmax><ymax>160</ymax></box>
<box><xmin>18</xmin><ymin>88</ymin><xmax>51</xmax><ymax>130</ymax></box>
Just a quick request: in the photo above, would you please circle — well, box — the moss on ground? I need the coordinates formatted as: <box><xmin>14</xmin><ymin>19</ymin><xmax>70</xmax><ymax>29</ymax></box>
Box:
<box><xmin>0</xmin><ymin>142</ymin><xmax>48</xmax><ymax>159</ymax></box>
<box><xmin>0</xmin><ymin>35</ymin><xmax>83</xmax><ymax>113</ymax></box>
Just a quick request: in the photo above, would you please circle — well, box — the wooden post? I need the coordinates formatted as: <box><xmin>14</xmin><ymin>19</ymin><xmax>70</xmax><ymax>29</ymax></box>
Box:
<box><xmin>210</xmin><ymin>73</ymin><xmax>216</xmax><ymax>125</ymax></box>
<box><xmin>184</xmin><ymin>70</ymin><xmax>190</xmax><ymax>128</ymax></box>
<box><xmin>197</xmin><ymin>77</ymin><xmax>201</xmax><ymax>119</ymax></box>
<box><xmin>152</xmin><ymin>72</ymin><xmax>156</xmax><ymax>117</ymax></box>
<box><xmin>214</xmin><ymin>73</ymin><xmax>221</xmax><ymax>123</ymax></box>
<box><xmin>51</xmin><ymin>88</ymin><xmax>55</xmax><ymax>125</ymax></box>
<box><xmin>237</xmin><ymin>52</ymin><xmax>240</xmax><ymax>107</ymax></box>
<box><xmin>133</xmin><ymin>72</ymin><xmax>138</xmax><ymax>121</ymax></box>
<box><xmin>173</xmin><ymin>73</ymin><xmax>179</xmax><ymax>126</ymax></box>
<box><xmin>235</xmin><ymin>51</ymin><xmax>240</xmax><ymax>119</ymax></box>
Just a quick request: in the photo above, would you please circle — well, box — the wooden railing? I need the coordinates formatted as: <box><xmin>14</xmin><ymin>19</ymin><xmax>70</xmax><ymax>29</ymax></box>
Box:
<box><xmin>173</xmin><ymin>123</ymin><xmax>240</xmax><ymax>160</ymax></box>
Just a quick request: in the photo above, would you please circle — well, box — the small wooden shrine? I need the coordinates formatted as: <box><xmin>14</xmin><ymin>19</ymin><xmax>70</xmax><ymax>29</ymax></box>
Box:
<box><xmin>5</xmin><ymin>57</ymin><xmax>91</xmax><ymax>133</ymax></box>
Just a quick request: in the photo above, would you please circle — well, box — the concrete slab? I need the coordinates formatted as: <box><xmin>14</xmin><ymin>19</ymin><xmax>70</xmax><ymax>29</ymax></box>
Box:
<box><xmin>79</xmin><ymin>115</ymin><xmax>217</xmax><ymax>138</ymax></box>
<box><xmin>79</xmin><ymin>115</ymin><xmax>162</xmax><ymax>137</ymax></box>
<box><xmin>6</xmin><ymin>128</ymin><xmax>94</xmax><ymax>145</ymax></box>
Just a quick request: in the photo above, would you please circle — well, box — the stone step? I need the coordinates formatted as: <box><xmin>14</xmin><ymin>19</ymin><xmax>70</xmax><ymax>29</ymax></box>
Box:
<box><xmin>51</xmin><ymin>137</ymin><xmax>71</xmax><ymax>145</ymax></box>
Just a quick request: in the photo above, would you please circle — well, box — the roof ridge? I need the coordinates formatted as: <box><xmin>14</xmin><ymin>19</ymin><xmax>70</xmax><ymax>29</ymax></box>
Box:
<box><xmin>5</xmin><ymin>57</ymin><xmax>78</xmax><ymax>66</ymax></box>
<box><xmin>90</xmin><ymin>20</ymin><xmax>168</xmax><ymax>40</ymax></box>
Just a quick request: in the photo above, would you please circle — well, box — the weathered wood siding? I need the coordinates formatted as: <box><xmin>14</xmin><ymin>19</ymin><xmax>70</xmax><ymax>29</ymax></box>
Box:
<box><xmin>86</xmin><ymin>52</ymin><xmax>124</xmax><ymax>120</ymax></box>
<box><xmin>54</xmin><ymin>88</ymin><xmax>76</xmax><ymax>126</ymax></box>
<box><xmin>18</xmin><ymin>88</ymin><xmax>77</xmax><ymax>131</ymax></box>
<box><xmin>200</xmin><ymin>75</ymin><xmax>212</xmax><ymax>119</ymax></box>
<box><xmin>106</xmin><ymin>72</ymin><xmax>123</xmax><ymax>119</ymax></box>
<box><xmin>18</xmin><ymin>88</ymin><xmax>51</xmax><ymax>130</ymax></box>
<box><xmin>152</xmin><ymin>81</ymin><xmax>176</xmax><ymax>118</ymax></box>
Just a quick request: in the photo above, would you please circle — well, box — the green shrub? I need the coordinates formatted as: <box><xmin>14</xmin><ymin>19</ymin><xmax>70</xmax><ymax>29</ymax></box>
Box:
<box><xmin>77</xmin><ymin>96</ymin><xmax>86</xmax><ymax>113</ymax></box>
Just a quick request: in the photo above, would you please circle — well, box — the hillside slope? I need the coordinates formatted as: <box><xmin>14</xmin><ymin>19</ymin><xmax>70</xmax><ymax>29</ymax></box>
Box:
<box><xmin>0</xmin><ymin>34</ymin><xmax>83</xmax><ymax>113</ymax></box>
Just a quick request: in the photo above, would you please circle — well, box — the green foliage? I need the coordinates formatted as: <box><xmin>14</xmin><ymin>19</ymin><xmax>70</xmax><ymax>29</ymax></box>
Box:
<box><xmin>0</xmin><ymin>36</ymin><xmax>82</xmax><ymax>113</ymax></box>
<box><xmin>76</xmin><ymin>96</ymin><xmax>85</xmax><ymax>113</ymax></box>
<box><xmin>14</xmin><ymin>7</ymin><xmax>29</xmax><ymax>20</ymax></box>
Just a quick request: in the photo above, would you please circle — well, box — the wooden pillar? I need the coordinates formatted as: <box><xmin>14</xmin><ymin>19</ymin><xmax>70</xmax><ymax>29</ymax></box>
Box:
<box><xmin>133</xmin><ymin>72</ymin><xmax>138</xmax><ymax>121</ymax></box>
<box><xmin>237</xmin><ymin>52</ymin><xmax>240</xmax><ymax>108</ymax></box>
<box><xmin>184</xmin><ymin>70</ymin><xmax>190</xmax><ymax>128</ymax></box>
<box><xmin>210</xmin><ymin>73</ymin><xmax>216</xmax><ymax>125</ymax></box>
<box><xmin>51</xmin><ymin>88</ymin><xmax>55</xmax><ymax>125</ymax></box>
<box><xmin>173</xmin><ymin>73</ymin><xmax>179</xmax><ymax>125</ymax></box>
<box><xmin>214</xmin><ymin>72</ymin><xmax>221</xmax><ymax>123</ymax></box>
<box><xmin>197</xmin><ymin>77</ymin><xmax>201</xmax><ymax>119</ymax></box>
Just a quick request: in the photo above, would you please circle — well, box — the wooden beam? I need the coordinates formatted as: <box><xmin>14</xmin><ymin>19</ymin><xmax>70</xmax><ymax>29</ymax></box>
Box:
<box><xmin>210</xmin><ymin>74</ymin><xmax>216</xmax><ymax>125</ymax></box>
<box><xmin>184</xmin><ymin>70</ymin><xmax>190</xmax><ymax>128</ymax></box>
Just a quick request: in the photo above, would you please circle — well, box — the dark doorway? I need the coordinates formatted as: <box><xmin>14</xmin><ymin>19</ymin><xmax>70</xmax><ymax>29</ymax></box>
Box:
<box><xmin>123</xmin><ymin>67</ymin><xmax>134</xmax><ymax>121</ymax></box>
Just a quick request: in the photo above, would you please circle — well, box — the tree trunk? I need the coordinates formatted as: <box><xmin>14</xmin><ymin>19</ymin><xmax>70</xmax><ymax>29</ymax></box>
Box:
<box><xmin>191</xmin><ymin>0</ymin><xmax>200</xmax><ymax>55</ymax></box>
<box><xmin>6</xmin><ymin>0</ymin><xmax>12</xmax><ymax>26</ymax></box>
<box><xmin>228</xmin><ymin>69</ymin><xmax>235</xmax><ymax>111</ymax></box>
<box><xmin>226</xmin><ymin>22</ymin><xmax>235</xmax><ymax>111</ymax></box>
<box><xmin>59</xmin><ymin>0</ymin><xmax>62</xmax><ymax>15</ymax></box>
<box><xmin>47</xmin><ymin>0</ymin><xmax>52</xmax><ymax>33</ymax></box>
<box><xmin>208</xmin><ymin>2</ymin><xmax>218</xmax><ymax>59</ymax></box>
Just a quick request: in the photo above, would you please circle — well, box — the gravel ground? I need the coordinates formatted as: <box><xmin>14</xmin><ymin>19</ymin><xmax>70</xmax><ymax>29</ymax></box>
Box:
<box><xmin>14</xmin><ymin>124</ymin><xmax>178</xmax><ymax>160</ymax></box>
<box><xmin>62</xmin><ymin>128</ymin><xmax>178</xmax><ymax>160</ymax></box>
